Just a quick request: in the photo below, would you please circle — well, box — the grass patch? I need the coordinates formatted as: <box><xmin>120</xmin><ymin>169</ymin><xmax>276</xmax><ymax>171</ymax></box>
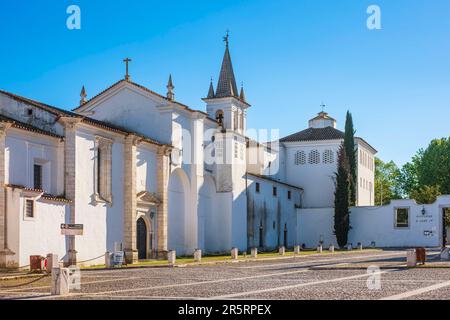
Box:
<box><xmin>79</xmin><ymin>248</ymin><xmax>381</xmax><ymax>270</ymax></box>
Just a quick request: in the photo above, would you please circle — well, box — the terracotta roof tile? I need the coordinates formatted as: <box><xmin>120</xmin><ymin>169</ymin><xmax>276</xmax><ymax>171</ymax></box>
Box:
<box><xmin>280</xmin><ymin>127</ymin><xmax>345</xmax><ymax>142</ymax></box>
<box><xmin>0</xmin><ymin>89</ymin><xmax>170</xmax><ymax>147</ymax></box>
<box><xmin>0</xmin><ymin>114</ymin><xmax>64</xmax><ymax>140</ymax></box>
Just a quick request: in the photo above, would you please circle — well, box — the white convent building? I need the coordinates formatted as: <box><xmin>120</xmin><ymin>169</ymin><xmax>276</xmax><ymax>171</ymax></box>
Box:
<box><xmin>0</xmin><ymin>39</ymin><xmax>379</xmax><ymax>268</ymax></box>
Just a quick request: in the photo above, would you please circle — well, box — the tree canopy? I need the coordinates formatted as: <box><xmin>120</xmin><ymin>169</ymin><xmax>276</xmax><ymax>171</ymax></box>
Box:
<box><xmin>376</xmin><ymin>137</ymin><xmax>450</xmax><ymax>205</ymax></box>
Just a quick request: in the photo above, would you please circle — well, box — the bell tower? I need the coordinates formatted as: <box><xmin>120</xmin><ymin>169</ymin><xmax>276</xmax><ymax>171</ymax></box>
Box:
<box><xmin>203</xmin><ymin>33</ymin><xmax>250</xmax><ymax>134</ymax></box>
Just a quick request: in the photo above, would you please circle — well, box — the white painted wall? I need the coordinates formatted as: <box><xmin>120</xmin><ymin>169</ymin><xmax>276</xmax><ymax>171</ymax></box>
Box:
<box><xmin>284</xmin><ymin>140</ymin><xmax>340</xmax><ymax>208</ymax></box>
<box><xmin>356</xmin><ymin>142</ymin><xmax>375</xmax><ymax>206</ymax></box>
<box><xmin>5</xmin><ymin>130</ymin><xmax>63</xmax><ymax>195</ymax></box>
<box><xmin>247</xmin><ymin>175</ymin><xmax>302</xmax><ymax>250</ymax></box>
<box><xmin>298</xmin><ymin>196</ymin><xmax>450</xmax><ymax>248</ymax></box>
<box><xmin>5</xmin><ymin>187</ymin><xmax>69</xmax><ymax>268</ymax></box>
<box><xmin>74</xmin><ymin>128</ymin><xmax>125</xmax><ymax>265</ymax></box>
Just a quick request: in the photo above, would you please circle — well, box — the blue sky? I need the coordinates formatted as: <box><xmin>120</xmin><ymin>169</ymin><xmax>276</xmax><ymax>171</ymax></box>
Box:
<box><xmin>1</xmin><ymin>0</ymin><xmax>449</xmax><ymax>166</ymax></box>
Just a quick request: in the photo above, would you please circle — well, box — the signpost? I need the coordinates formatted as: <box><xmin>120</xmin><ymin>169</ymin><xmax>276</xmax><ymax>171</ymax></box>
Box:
<box><xmin>60</xmin><ymin>224</ymin><xmax>84</xmax><ymax>236</ymax></box>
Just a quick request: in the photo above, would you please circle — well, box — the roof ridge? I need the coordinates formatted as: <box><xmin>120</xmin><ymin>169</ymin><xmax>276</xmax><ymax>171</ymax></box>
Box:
<box><xmin>0</xmin><ymin>89</ymin><xmax>79</xmax><ymax>117</ymax></box>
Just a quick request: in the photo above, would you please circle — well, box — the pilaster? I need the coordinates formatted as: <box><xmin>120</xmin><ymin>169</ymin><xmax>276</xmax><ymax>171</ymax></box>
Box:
<box><xmin>123</xmin><ymin>135</ymin><xmax>139</xmax><ymax>263</ymax></box>
<box><xmin>0</xmin><ymin>122</ymin><xmax>14</xmax><ymax>268</ymax></box>
<box><xmin>156</xmin><ymin>146</ymin><xmax>171</xmax><ymax>259</ymax></box>
<box><xmin>59</xmin><ymin>117</ymin><xmax>82</xmax><ymax>266</ymax></box>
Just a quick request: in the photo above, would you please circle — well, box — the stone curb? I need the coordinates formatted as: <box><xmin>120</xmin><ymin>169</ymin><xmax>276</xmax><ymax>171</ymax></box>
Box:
<box><xmin>80</xmin><ymin>249</ymin><xmax>382</xmax><ymax>272</ymax></box>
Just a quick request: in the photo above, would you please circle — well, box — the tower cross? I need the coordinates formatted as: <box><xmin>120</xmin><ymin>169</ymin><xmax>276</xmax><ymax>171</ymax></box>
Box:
<box><xmin>223</xmin><ymin>30</ymin><xmax>230</xmax><ymax>47</ymax></box>
<box><xmin>123</xmin><ymin>58</ymin><xmax>132</xmax><ymax>81</ymax></box>
<box><xmin>320</xmin><ymin>102</ymin><xmax>326</xmax><ymax>112</ymax></box>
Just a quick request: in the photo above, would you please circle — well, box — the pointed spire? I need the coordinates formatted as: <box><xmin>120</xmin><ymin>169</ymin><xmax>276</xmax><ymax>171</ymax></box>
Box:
<box><xmin>239</xmin><ymin>82</ymin><xmax>246</xmax><ymax>102</ymax></box>
<box><xmin>215</xmin><ymin>32</ymin><xmax>238</xmax><ymax>98</ymax></box>
<box><xmin>207</xmin><ymin>77</ymin><xmax>215</xmax><ymax>99</ymax></box>
<box><xmin>80</xmin><ymin>85</ymin><xmax>87</xmax><ymax>105</ymax></box>
<box><xmin>166</xmin><ymin>74</ymin><xmax>175</xmax><ymax>101</ymax></box>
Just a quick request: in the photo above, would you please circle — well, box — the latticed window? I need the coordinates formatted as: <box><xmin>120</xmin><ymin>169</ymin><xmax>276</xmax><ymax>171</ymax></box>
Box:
<box><xmin>295</xmin><ymin>151</ymin><xmax>306</xmax><ymax>165</ymax></box>
<box><xmin>308</xmin><ymin>150</ymin><xmax>320</xmax><ymax>164</ymax></box>
<box><xmin>323</xmin><ymin>149</ymin><xmax>334</xmax><ymax>164</ymax></box>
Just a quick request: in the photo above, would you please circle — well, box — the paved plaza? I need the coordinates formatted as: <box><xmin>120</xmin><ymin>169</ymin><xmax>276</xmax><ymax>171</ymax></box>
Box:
<box><xmin>1</xmin><ymin>250</ymin><xmax>450</xmax><ymax>300</ymax></box>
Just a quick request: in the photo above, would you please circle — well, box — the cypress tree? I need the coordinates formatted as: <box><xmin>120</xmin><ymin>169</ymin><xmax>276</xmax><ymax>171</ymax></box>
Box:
<box><xmin>344</xmin><ymin>111</ymin><xmax>357</xmax><ymax>206</ymax></box>
<box><xmin>334</xmin><ymin>144</ymin><xmax>351</xmax><ymax>248</ymax></box>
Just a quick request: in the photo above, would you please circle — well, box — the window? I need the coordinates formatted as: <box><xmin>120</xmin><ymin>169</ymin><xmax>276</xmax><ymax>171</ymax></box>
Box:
<box><xmin>27</xmin><ymin>108</ymin><xmax>33</xmax><ymax>116</ymax></box>
<box><xmin>308</xmin><ymin>150</ymin><xmax>320</xmax><ymax>164</ymax></box>
<box><xmin>323</xmin><ymin>149</ymin><xmax>334</xmax><ymax>164</ymax></box>
<box><xmin>255</xmin><ymin>182</ymin><xmax>260</xmax><ymax>193</ymax></box>
<box><xmin>395</xmin><ymin>208</ymin><xmax>410</xmax><ymax>228</ymax></box>
<box><xmin>33</xmin><ymin>164</ymin><xmax>42</xmax><ymax>190</ymax></box>
<box><xmin>94</xmin><ymin>136</ymin><xmax>113</xmax><ymax>204</ymax></box>
<box><xmin>295</xmin><ymin>151</ymin><xmax>306</xmax><ymax>165</ymax></box>
<box><xmin>287</xmin><ymin>191</ymin><xmax>291</xmax><ymax>200</ymax></box>
<box><xmin>233</xmin><ymin>110</ymin><xmax>238</xmax><ymax>131</ymax></box>
<box><xmin>234</xmin><ymin>137</ymin><xmax>239</xmax><ymax>159</ymax></box>
<box><xmin>25</xmin><ymin>200</ymin><xmax>34</xmax><ymax>218</ymax></box>
<box><xmin>273</xmin><ymin>186</ymin><xmax>277</xmax><ymax>197</ymax></box>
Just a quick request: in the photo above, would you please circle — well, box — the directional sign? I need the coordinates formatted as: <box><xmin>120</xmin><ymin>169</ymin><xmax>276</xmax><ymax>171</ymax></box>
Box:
<box><xmin>61</xmin><ymin>224</ymin><xmax>83</xmax><ymax>236</ymax></box>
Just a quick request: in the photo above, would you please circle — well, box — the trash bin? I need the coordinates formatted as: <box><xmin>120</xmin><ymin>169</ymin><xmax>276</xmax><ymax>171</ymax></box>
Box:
<box><xmin>30</xmin><ymin>255</ymin><xmax>44</xmax><ymax>272</ymax></box>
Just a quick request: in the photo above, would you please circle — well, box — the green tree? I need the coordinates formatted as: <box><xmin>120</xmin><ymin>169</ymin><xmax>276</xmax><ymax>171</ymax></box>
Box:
<box><xmin>344</xmin><ymin>111</ymin><xmax>357</xmax><ymax>206</ymax></box>
<box><xmin>374</xmin><ymin>157</ymin><xmax>402</xmax><ymax>205</ymax></box>
<box><xmin>398</xmin><ymin>138</ymin><xmax>450</xmax><ymax>199</ymax></box>
<box><xmin>416</xmin><ymin>138</ymin><xmax>450</xmax><ymax>194</ymax></box>
<box><xmin>410</xmin><ymin>185</ymin><xmax>441</xmax><ymax>204</ymax></box>
<box><xmin>334</xmin><ymin>144</ymin><xmax>351</xmax><ymax>248</ymax></box>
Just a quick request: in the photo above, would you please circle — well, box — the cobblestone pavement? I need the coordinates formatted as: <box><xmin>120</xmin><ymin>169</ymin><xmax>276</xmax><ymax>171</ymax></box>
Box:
<box><xmin>1</xmin><ymin>250</ymin><xmax>450</xmax><ymax>300</ymax></box>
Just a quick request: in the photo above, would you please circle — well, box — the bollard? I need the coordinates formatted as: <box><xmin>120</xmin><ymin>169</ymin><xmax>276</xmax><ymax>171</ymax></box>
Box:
<box><xmin>279</xmin><ymin>246</ymin><xmax>285</xmax><ymax>256</ymax></box>
<box><xmin>105</xmin><ymin>251</ymin><xmax>112</xmax><ymax>268</ymax></box>
<box><xmin>329</xmin><ymin>245</ymin><xmax>335</xmax><ymax>253</ymax></box>
<box><xmin>251</xmin><ymin>248</ymin><xmax>258</xmax><ymax>258</ymax></box>
<box><xmin>231</xmin><ymin>248</ymin><xmax>239</xmax><ymax>260</ymax></box>
<box><xmin>358</xmin><ymin>242</ymin><xmax>363</xmax><ymax>251</ymax></box>
<box><xmin>441</xmin><ymin>248</ymin><xmax>449</xmax><ymax>261</ymax></box>
<box><xmin>51</xmin><ymin>267</ymin><xmax>70</xmax><ymax>295</ymax></box>
<box><xmin>168</xmin><ymin>250</ymin><xmax>176</xmax><ymax>265</ymax></box>
<box><xmin>317</xmin><ymin>245</ymin><xmax>323</xmax><ymax>253</ymax></box>
<box><xmin>407</xmin><ymin>249</ymin><xmax>417</xmax><ymax>267</ymax></box>
<box><xmin>194</xmin><ymin>249</ymin><xmax>202</xmax><ymax>262</ymax></box>
<box><xmin>294</xmin><ymin>245</ymin><xmax>300</xmax><ymax>255</ymax></box>
<box><xmin>46</xmin><ymin>254</ymin><xmax>59</xmax><ymax>273</ymax></box>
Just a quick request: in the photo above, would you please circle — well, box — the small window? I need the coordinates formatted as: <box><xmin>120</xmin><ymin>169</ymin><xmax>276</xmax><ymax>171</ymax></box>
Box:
<box><xmin>323</xmin><ymin>149</ymin><xmax>334</xmax><ymax>164</ymax></box>
<box><xmin>287</xmin><ymin>191</ymin><xmax>291</xmax><ymax>200</ymax></box>
<box><xmin>395</xmin><ymin>208</ymin><xmax>409</xmax><ymax>228</ymax></box>
<box><xmin>273</xmin><ymin>186</ymin><xmax>277</xmax><ymax>197</ymax></box>
<box><xmin>295</xmin><ymin>151</ymin><xmax>306</xmax><ymax>165</ymax></box>
<box><xmin>33</xmin><ymin>164</ymin><xmax>42</xmax><ymax>190</ymax></box>
<box><xmin>27</xmin><ymin>108</ymin><xmax>33</xmax><ymax>116</ymax></box>
<box><xmin>255</xmin><ymin>183</ymin><xmax>260</xmax><ymax>193</ymax></box>
<box><xmin>308</xmin><ymin>150</ymin><xmax>320</xmax><ymax>164</ymax></box>
<box><xmin>25</xmin><ymin>200</ymin><xmax>34</xmax><ymax>218</ymax></box>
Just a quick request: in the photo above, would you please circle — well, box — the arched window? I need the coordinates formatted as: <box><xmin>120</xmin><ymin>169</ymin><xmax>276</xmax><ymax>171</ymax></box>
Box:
<box><xmin>308</xmin><ymin>150</ymin><xmax>320</xmax><ymax>164</ymax></box>
<box><xmin>323</xmin><ymin>149</ymin><xmax>334</xmax><ymax>164</ymax></box>
<box><xmin>295</xmin><ymin>151</ymin><xmax>306</xmax><ymax>165</ymax></box>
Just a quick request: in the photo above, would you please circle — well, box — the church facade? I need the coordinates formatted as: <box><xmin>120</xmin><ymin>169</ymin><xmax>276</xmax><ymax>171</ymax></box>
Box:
<box><xmin>0</xmin><ymin>40</ymin><xmax>377</xmax><ymax>268</ymax></box>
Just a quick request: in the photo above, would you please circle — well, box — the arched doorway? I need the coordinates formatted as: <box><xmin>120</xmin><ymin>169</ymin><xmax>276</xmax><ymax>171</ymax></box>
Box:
<box><xmin>137</xmin><ymin>217</ymin><xmax>147</xmax><ymax>260</ymax></box>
